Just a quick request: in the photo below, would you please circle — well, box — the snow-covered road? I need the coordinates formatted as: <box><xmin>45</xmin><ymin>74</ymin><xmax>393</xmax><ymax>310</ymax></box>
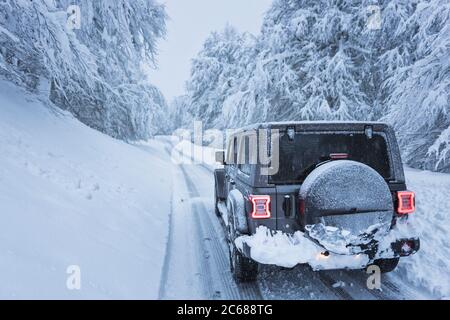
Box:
<box><xmin>154</xmin><ymin>144</ymin><xmax>262</xmax><ymax>300</ymax></box>
<box><xmin>153</xmin><ymin>142</ymin><xmax>430</xmax><ymax>300</ymax></box>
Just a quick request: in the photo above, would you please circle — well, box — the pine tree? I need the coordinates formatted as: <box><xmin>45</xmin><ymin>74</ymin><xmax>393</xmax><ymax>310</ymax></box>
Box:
<box><xmin>0</xmin><ymin>0</ymin><xmax>168</xmax><ymax>140</ymax></box>
<box><xmin>178</xmin><ymin>0</ymin><xmax>450</xmax><ymax>172</ymax></box>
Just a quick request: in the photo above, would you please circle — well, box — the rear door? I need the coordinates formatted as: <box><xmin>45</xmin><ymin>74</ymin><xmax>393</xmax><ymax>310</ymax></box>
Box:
<box><xmin>271</xmin><ymin>127</ymin><xmax>395</xmax><ymax>233</ymax></box>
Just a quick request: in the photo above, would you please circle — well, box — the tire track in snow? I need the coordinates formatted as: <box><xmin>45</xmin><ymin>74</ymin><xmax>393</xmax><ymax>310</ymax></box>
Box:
<box><xmin>191</xmin><ymin>166</ymin><xmax>265</xmax><ymax>300</ymax></box>
<box><xmin>179</xmin><ymin>164</ymin><xmax>263</xmax><ymax>300</ymax></box>
<box><xmin>159</xmin><ymin>145</ymin><xmax>214</xmax><ymax>299</ymax></box>
<box><xmin>158</xmin><ymin>192</ymin><xmax>174</xmax><ymax>299</ymax></box>
<box><xmin>169</xmin><ymin>145</ymin><xmax>262</xmax><ymax>299</ymax></box>
<box><xmin>180</xmin><ymin>163</ymin><xmax>241</xmax><ymax>299</ymax></box>
<box><xmin>315</xmin><ymin>272</ymin><xmax>354</xmax><ymax>300</ymax></box>
<box><xmin>340</xmin><ymin>269</ymin><xmax>420</xmax><ymax>300</ymax></box>
<box><xmin>191</xmin><ymin>201</ymin><xmax>218</xmax><ymax>299</ymax></box>
<box><xmin>339</xmin><ymin>270</ymin><xmax>391</xmax><ymax>300</ymax></box>
<box><xmin>157</xmin><ymin>147</ymin><xmax>175</xmax><ymax>299</ymax></box>
<box><xmin>200</xmin><ymin>193</ymin><xmax>264</xmax><ymax>300</ymax></box>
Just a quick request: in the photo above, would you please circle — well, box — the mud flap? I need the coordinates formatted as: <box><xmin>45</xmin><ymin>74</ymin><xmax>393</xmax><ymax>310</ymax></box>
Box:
<box><xmin>214</xmin><ymin>169</ymin><xmax>226</xmax><ymax>200</ymax></box>
<box><xmin>242</xmin><ymin>242</ymin><xmax>252</xmax><ymax>259</ymax></box>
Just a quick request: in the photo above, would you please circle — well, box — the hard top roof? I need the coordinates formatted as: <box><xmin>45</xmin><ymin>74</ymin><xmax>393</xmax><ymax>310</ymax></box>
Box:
<box><xmin>232</xmin><ymin>121</ymin><xmax>391</xmax><ymax>134</ymax></box>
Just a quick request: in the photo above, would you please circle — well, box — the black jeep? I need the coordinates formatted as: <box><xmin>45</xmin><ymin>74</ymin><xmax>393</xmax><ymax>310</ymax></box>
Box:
<box><xmin>214</xmin><ymin>122</ymin><xmax>420</xmax><ymax>282</ymax></box>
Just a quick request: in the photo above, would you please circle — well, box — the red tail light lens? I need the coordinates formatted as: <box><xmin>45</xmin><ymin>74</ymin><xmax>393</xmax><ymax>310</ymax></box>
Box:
<box><xmin>250</xmin><ymin>195</ymin><xmax>271</xmax><ymax>219</ymax></box>
<box><xmin>298</xmin><ymin>199</ymin><xmax>305</xmax><ymax>216</ymax></box>
<box><xmin>397</xmin><ymin>191</ymin><xmax>415</xmax><ymax>215</ymax></box>
<box><xmin>330</xmin><ymin>153</ymin><xmax>349</xmax><ymax>160</ymax></box>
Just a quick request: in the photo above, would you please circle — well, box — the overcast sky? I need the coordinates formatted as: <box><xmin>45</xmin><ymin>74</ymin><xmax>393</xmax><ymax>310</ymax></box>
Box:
<box><xmin>150</xmin><ymin>0</ymin><xmax>273</xmax><ymax>103</ymax></box>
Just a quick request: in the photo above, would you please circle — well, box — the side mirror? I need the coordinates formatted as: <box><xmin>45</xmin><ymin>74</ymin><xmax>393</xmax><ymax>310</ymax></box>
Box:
<box><xmin>215</xmin><ymin>150</ymin><xmax>225</xmax><ymax>165</ymax></box>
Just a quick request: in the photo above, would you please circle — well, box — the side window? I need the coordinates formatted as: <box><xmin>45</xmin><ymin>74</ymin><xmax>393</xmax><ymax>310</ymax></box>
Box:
<box><xmin>233</xmin><ymin>137</ymin><xmax>238</xmax><ymax>166</ymax></box>
<box><xmin>226</xmin><ymin>136</ymin><xmax>236</xmax><ymax>166</ymax></box>
<box><xmin>238</xmin><ymin>136</ymin><xmax>252</xmax><ymax>175</ymax></box>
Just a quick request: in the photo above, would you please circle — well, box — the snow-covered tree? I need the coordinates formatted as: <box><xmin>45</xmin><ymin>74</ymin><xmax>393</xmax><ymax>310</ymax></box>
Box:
<box><xmin>168</xmin><ymin>95</ymin><xmax>192</xmax><ymax>132</ymax></box>
<box><xmin>185</xmin><ymin>25</ymin><xmax>257</xmax><ymax>129</ymax></box>
<box><xmin>254</xmin><ymin>0</ymin><xmax>374</xmax><ymax>121</ymax></box>
<box><xmin>381</xmin><ymin>0</ymin><xmax>450</xmax><ymax>172</ymax></box>
<box><xmin>177</xmin><ymin>0</ymin><xmax>449</xmax><ymax>172</ymax></box>
<box><xmin>0</xmin><ymin>0</ymin><xmax>168</xmax><ymax>140</ymax></box>
<box><xmin>182</xmin><ymin>0</ymin><xmax>380</xmax><ymax>129</ymax></box>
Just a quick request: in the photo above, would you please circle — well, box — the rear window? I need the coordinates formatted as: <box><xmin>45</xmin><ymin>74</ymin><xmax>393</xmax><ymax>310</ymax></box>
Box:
<box><xmin>269</xmin><ymin>132</ymin><xmax>392</xmax><ymax>184</ymax></box>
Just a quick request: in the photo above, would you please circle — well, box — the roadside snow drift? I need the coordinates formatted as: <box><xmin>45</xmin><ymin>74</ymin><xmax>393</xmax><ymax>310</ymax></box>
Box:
<box><xmin>0</xmin><ymin>80</ymin><xmax>172</xmax><ymax>299</ymax></box>
<box><xmin>396</xmin><ymin>168</ymin><xmax>450</xmax><ymax>299</ymax></box>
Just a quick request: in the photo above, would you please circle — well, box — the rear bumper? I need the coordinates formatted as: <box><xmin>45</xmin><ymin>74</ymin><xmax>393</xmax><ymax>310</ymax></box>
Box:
<box><xmin>238</xmin><ymin>234</ymin><xmax>420</xmax><ymax>271</ymax></box>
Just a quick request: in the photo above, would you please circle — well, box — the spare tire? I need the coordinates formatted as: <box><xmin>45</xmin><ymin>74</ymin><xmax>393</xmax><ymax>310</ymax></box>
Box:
<box><xmin>299</xmin><ymin>160</ymin><xmax>393</xmax><ymax>255</ymax></box>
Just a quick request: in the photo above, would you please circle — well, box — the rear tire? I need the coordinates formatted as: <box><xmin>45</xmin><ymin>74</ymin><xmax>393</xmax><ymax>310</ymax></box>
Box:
<box><xmin>373</xmin><ymin>258</ymin><xmax>400</xmax><ymax>273</ymax></box>
<box><xmin>229</xmin><ymin>245</ymin><xmax>258</xmax><ymax>282</ymax></box>
<box><xmin>226</xmin><ymin>204</ymin><xmax>258</xmax><ymax>283</ymax></box>
<box><xmin>214</xmin><ymin>188</ymin><xmax>221</xmax><ymax>217</ymax></box>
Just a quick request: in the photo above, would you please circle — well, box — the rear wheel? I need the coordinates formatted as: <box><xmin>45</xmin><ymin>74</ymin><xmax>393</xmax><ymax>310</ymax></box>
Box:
<box><xmin>226</xmin><ymin>204</ymin><xmax>258</xmax><ymax>282</ymax></box>
<box><xmin>229</xmin><ymin>245</ymin><xmax>258</xmax><ymax>282</ymax></box>
<box><xmin>373</xmin><ymin>258</ymin><xmax>400</xmax><ymax>273</ymax></box>
<box><xmin>214</xmin><ymin>186</ymin><xmax>221</xmax><ymax>217</ymax></box>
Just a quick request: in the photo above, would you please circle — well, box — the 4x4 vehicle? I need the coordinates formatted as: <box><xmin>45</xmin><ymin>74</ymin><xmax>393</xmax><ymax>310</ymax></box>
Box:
<box><xmin>214</xmin><ymin>122</ymin><xmax>420</xmax><ymax>282</ymax></box>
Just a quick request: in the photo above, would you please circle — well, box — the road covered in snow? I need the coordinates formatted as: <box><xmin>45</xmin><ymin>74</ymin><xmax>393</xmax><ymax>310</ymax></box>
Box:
<box><xmin>1</xmin><ymin>79</ymin><xmax>448</xmax><ymax>300</ymax></box>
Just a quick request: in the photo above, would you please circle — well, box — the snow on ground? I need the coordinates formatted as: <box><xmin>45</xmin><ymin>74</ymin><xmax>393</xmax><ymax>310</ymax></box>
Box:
<box><xmin>393</xmin><ymin>168</ymin><xmax>450</xmax><ymax>299</ymax></box>
<box><xmin>0</xmin><ymin>80</ymin><xmax>172</xmax><ymax>299</ymax></box>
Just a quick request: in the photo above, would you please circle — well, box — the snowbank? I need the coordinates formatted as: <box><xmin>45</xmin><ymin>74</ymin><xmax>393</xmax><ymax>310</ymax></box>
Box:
<box><xmin>393</xmin><ymin>168</ymin><xmax>450</xmax><ymax>299</ymax></box>
<box><xmin>0</xmin><ymin>80</ymin><xmax>172</xmax><ymax>299</ymax></box>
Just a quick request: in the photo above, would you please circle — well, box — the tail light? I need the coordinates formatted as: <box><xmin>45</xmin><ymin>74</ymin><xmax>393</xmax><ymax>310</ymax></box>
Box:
<box><xmin>397</xmin><ymin>191</ymin><xmax>415</xmax><ymax>215</ymax></box>
<box><xmin>249</xmin><ymin>195</ymin><xmax>271</xmax><ymax>219</ymax></box>
<box><xmin>330</xmin><ymin>153</ymin><xmax>349</xmax><ymax>160</ymax></box>
<box><xmin>298</xmin><ymin>199</ymin><xmax>305</xmax><ymax>216</ymax></box>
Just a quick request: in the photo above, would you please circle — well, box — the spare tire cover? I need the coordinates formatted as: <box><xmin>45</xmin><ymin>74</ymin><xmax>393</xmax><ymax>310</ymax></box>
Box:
<box><xmin>299</xmin><ymin>160</ymin><xmax>393</xmax><ymax>254</ymax></box>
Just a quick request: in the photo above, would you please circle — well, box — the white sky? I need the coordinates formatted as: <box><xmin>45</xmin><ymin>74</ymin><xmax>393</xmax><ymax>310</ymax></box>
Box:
<box><xmin>150</xmin><ymin>0</ymin><xmax>273</xmax><ymax>102</ymax></box>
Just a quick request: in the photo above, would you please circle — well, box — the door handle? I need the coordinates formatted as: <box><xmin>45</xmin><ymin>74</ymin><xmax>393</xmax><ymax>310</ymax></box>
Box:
<box><xmin>283</xmin><ymin>195</ymin><xmax>292</xmax><ymax>217</ymax></box>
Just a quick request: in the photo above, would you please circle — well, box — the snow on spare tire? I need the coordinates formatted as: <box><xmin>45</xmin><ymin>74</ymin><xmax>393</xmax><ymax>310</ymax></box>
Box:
<box><xmin>299</xmin><ymin>160</ymin><xmax>394</xmax><ymax>255</ymax></box>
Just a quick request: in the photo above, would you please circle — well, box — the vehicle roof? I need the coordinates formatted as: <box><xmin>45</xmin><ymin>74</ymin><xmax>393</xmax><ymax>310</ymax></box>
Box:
<box><xmin>233</xmin><ymin>121</ymin><xmax>392</xmax><ymax>134</ymax></box>
<box><xmin>226</xmin><ymin>121</ymin><xmax>405</xmax><ymax>184</ymax></box>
